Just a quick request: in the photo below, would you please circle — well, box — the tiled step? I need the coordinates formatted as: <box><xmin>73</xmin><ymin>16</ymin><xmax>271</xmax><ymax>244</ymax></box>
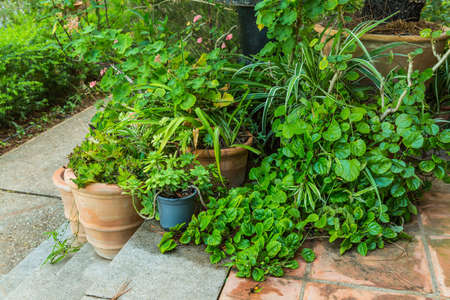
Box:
<box><xmin>5</xmin><ymin>242</ymin><xmax>110</xmax><ymax>300</ymax></box>
<box><xmin>82</xmin><ymin>221</ymin><xmax>228</xmax><ymax>300</ymax></box>
<box><xmin>0</xmin><ymin>224</ymin><xmax>72</xmax><ymax>298</ymax></box>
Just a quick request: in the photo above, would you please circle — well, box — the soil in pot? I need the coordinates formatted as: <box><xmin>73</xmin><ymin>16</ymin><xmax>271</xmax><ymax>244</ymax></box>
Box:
<box><xmin>157</xmin><ymin>188</ymin><xmax>197</xmax><ymax>231</ymax></box>
<box><xmin>64</xmin><ymin>169</ymin><xmax>144</xmax><ymax>260</ymax></box>
<box><xmin>191</xmin><ymin>134</ymin><xmax>254</xmax><ymax>187</ymax></box>
<box><xmin>52</xmin><ymin>168</ymin><xmax>87</xmax><ymax>244</ymax></box>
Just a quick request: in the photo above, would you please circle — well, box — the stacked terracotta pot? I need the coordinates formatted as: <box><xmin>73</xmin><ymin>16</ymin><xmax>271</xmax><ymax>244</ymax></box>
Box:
<box><xmin>53</xmin><ymin>167</ymin><xmax>143</xmax><ymax>260</ymax></box>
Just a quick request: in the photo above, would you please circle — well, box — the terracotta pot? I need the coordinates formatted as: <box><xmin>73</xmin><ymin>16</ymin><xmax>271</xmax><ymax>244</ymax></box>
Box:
<box><xmin>52</xmin><ymin>168</ymin><xmax>87</xmax><ymax>244</ymax></box>
<box><xmin>190</xmin><ymin>134</ymin><xmax>253</xmax><ymax>187</ymax></box>
<box><xmin>314</xmin><ymin>24</ymin><xmax>449</xmax><ymax>76</ymax></box>
<box><xmin>64</xmin><ymin>169</ymin><xmax>143</xmax><ymax>259</ymax></box>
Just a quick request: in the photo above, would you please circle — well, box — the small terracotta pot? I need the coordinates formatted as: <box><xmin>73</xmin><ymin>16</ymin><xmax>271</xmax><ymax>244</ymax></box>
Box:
<box><xmin>65</xmin><ymin>169</ymin><xmax>143</xmax><ymax>260</ymax></box>
<box><xmin>190</xmin><ymin>134</ymin><xmax>253</xmax><ymax>187</ymax></box>
<box><xmin>52</xmin><ymin>168</ymin><xmax>87</xmax><ymax>244</ymax></box>
<box><xmin>314</xmin><ymin>24</ymin><xmax>449</xmax><ymax>76</ymax></box>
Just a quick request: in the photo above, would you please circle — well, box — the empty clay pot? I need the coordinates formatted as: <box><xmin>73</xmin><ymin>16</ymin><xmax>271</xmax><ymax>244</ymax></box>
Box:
<box><xmin>190</xmin><ymin>134</ymin><xmax>253</xmax><ymax>187</ymax></box>
<box><xmin>314</xmin><ymin>24</ymin><xmax>449</xmax><ymax>77</ymax></box>
<box><xmin>64</xmin><ymin>169</ymin><xmax>143</xmax><ymax>259</ymax></box>
<box><xmin>52</xmin><ymin>168</ymin><xmax>87</xmax><ymax>244</ymax></box>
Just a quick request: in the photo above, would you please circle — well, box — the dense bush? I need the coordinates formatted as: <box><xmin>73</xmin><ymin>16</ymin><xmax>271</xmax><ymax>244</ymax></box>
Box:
<box><xmin>0</xmin><ymin>14</ymin><xmax>89</xmax><ymax>128</ymax></box>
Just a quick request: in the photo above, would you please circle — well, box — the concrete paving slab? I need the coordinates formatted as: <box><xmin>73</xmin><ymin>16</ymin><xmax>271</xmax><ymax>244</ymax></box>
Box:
<box><xmin>0</xmin><ymin>191</ymin><xmax>65</xmax><ymax>275</ymax></box>
<box><xmin>6</xmin><ymin>243</ymin><xmax>110</xmax><ymax>300</ymax></box>
<box><xmin>0</xmin><ymin>107</ymin><xmax>95</xmax><ymax>196</ymax></box>
<box><xmin>84</xmin><ymin>221</ymin><xmax>228</xmax><ymax>300</ymax></box>
<box><xmin>0</xmin><ymin>223</ymin><xmax>72</xmax><ymax>298</ymax></box>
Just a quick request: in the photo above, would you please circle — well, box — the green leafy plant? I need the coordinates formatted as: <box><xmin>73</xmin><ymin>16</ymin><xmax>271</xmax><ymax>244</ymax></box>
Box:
<box><xmin>142</xmin><ymin>152</ymin><xmax>218</xmax><ymax>198</ymax></box>
<box><xmin>43</xmin><ymin>227</ymin><xmax>81</xmax><ymax>265</ymax></box>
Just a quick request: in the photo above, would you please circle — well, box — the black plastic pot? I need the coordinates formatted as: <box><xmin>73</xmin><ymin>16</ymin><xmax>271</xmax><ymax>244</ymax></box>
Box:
<box><xmin>236</xmin><ymin>6</ymin><xmax>268</xmax><ymax>56</ymax></box>
<box><xmin>157</xmin><ymin>189</ymin><xmax>197</xmax><ymax>231</ymax></box>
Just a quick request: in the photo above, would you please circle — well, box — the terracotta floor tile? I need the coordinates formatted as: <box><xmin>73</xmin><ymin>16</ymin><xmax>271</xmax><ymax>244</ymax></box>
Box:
<box><xmin>309</xmin><ymin>237</ymin><xmax>433</xmax><ymax>293</ymax></box>
<box><xmin>419</xmin><ymin>192</ymin><xmax>450</xmax><ymax>236</ymax></box>
<box><xmin>303</xmin><ymin>282</ymin><xmax>432</xmax><ymax>300</ymax></box>
<box><xmin>427</xmin><ymin>236</ymin><xmax>450</xmax><ymax>297</ymax></box>
<box><xmin>220</xmin><ymin>271</ymin><xmax>303</xmax><ymax>300</ymax></box>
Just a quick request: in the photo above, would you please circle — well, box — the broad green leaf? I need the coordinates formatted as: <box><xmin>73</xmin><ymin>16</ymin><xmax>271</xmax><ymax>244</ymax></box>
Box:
<box><xmin>419</xmin><ymin>160</ymin><xmax>435</xmax><ymax>173</ymax></box>
<box><xmin>395</xmin><ymin>114</ymin><xmax>412</xmax><ymax>128</ymax></box>
<box><xmin>357</xmin><ymin>242</ymin><xmax>368</xmax><ymax>256</ymax></box>
<box><xmin>439</xmin><ymin>129</ymin><xmax>450</xmax><ymax>143</ymax></box>
<box><xmin>323</xmin><ymin>120</ymin><xmax>342</xmax><ymax>142</ymax></box>
<box><xmin>252</xmin><ymin>268</ymin><xmax>265</xmax><ymax>281</ymax></box>
<box><xmin>266</xmin><ymin>240</ymin><xmax>282</xmax><ymax>257</ymax></box>
<box><xmin>391</xmin><ymin>183</ymin><xmax>406</xmax><ymax>198</ymax></box>
<box><xmin>335</xmin><ymin>159</ymin><xmax>361</xmax><ymax>182</ymax></box>
<box><xmin>301</xmin><ymin>248</ymin><xmax>316</xmax><ymax>262</ymax></box>
<box><xmin>350</xmin><ymin>139</ymin><xmax>366</xmax><ymax>157</ymax></box>
<box><xmin>367</xmin><ymin>222</ymin><xmax>382</xmax><ymax>236</ymax></box>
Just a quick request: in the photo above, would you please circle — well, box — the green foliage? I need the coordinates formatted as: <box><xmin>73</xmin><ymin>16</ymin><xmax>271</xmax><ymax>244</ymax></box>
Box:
<box><xmin>43</xmin><ymin>227</ymin><xmax>81</xmax><ymax>265</ymax></box>
<box><xmin>142</xmin><ymin>152</ymin><xmax>217</xmax><ymax>198</ymax></box>
<box><xmin>0</xmin><ymin>14</ymin><xmax>89</xmax><ymax>128</ymax></box>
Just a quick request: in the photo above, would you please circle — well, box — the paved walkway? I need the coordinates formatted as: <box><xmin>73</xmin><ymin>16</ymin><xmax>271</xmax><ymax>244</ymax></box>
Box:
<box><xmin>0</xmin><ymin>105</ymin><xmax>449</xmax><ymax>299</ymax></box>
<box><xmin>0</xmin><ymin>107</ymin><xmax>95</xmax><ymax>274</ymax></box>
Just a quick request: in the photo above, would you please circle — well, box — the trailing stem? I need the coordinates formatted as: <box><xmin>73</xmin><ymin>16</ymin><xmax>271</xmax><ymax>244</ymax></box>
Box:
<box><xmin>380</xmin><ymin>55</ymin><xmax>413</xmax><ymax>120</ymax></box>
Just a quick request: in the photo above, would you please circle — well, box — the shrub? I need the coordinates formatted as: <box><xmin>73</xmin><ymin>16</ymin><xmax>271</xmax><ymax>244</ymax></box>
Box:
<box><xmin>0</xmin><ymin>15</ymin><xmax>89</xmax><ymax>128</ymax></box>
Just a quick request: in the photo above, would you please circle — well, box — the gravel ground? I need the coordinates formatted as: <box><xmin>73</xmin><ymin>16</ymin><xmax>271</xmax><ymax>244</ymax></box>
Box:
<box><xmin>0</xmin><ymin>191</ymin><xmax>65</xmax><ymax>274</ymax></box>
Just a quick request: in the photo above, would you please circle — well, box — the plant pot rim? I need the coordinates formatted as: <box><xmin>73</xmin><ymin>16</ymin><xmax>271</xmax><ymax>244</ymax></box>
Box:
<box><xmin>53</xmin><ymin>167</ymin><xmax>71</xmax><ymax>192</ymax></box>
<box><xmin>189</xmin><ymin>132</ymin><xmax>254</xmax><ymax>158</ymax></box>
<box><xmin>314</xmin><ymin>23</ymin><xmax>450</xmax><ymax>43</ymax></box>
<box><xmin>157</xmin><ymin>188</ymin><xmax>198</xmax><ymax>202</ymax></box>
<box><xmin>64</xmin><ymin>168</ymin><xmax>125</xmax><ymax>195</ymax></box>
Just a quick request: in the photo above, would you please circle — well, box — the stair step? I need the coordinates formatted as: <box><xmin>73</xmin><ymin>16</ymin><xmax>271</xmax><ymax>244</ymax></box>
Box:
<box><xmin>82</xmin><ymin>221</ymin><xmax>228</xmax><ymax>300</ymax></box>
<box><xmin>0</xmin><ymin>224</ymin><xmax>72</xmax><ymax>298</ymax></box>
<box><xmin>6</xmin><ymin>243</ymin><xmax>110</xmax><ymax>300</ymax></box>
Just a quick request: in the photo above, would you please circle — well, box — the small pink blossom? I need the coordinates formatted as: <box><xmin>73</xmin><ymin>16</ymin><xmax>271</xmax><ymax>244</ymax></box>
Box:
<box><xmin>193</xmin><ymin>15</ymin><xmax>202</xmax><ymax>23</ymax></box>
<box><xmin>226</xmin><ymin>33</ymin><xmax>233</xmax><ymax>41</ymax></box>
<box><xmin>154</xmin><ymin>54</ymin><xmax>161</xmax><ymax>63</ymax></box>
<box><xmin>100</xmin><ymin>67</ymin><xmax>107</xmax><ymax>76</ymax></box>
<box><xmin>221</xmin><ymin>42</ymin><xmax>226</xmax><ymax>49</ymax></box>
<box><xmin>197</xmin><ymin>37</ymin><xmax>203</xmax><ymax>44</ymax></box>
<box><xmin>89</xmin><ymin>81</ymin><xmax>97</xmax><ymax>88</ymax></box>
<box><xmin>113</xmin><ymin>39</ymin><xmax>118</xmax><ymax>44</ymax></box>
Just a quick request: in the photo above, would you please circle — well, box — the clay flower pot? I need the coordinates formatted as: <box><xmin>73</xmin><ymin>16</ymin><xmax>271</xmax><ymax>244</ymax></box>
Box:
<box><xmin>191</xmin><ymin>134</ymin><xmax>253</xmax><ymax>187</ymax></box>
<box><xmin>314</xmin><ymin>24</ymin><xmax>449</xmax><ymax>76</ymax></box>
<box><xmin>52</xmin><ymin>168</ymin><xmax>87</xmax><ymax>244</ymax></box>
<box><xmin>64</xmin><ymin>169</ymin><xmax>144</xmax><ymax>260</ymax></box>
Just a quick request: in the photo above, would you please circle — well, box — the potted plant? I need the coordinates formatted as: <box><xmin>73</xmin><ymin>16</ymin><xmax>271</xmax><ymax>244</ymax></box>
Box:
<box><xmin>64</xmin><ymin>130</ymin><xmax>147</xmax><ymax>259</ymax></box>
<box><xmin>141</xmin><ymin>152</ymin><xmax>219</xmax><ymax>230</ymax></box>
<box><xmin>312</xmin><ymin>0</ymin><xmax>449</xmax><ymax>76</ymax></box>
<box><xmin>52</xmin><ymin>167</ymin><xmax>87</xmax><ymax>244</ymax></box>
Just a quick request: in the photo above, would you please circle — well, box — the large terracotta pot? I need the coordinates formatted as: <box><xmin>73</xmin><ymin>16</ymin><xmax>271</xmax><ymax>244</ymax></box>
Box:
<box><xmin>64</xmin><ymin>169</ymin><xmax>143</xmax><ymax>259</ymax></box>
<box><xmin>52</xmin><ymin>168</ymin><xmax>87</xmax><ymax>244</ymax></box>
<box><xmin>314</xmin><ymin>24</ymin><xmax>449</xmax><ymax>76</ymax></box>
<box><xmin>191</xmin><ymin>134</ymin><xmax>253</xmax><ymax>187</ymax></box>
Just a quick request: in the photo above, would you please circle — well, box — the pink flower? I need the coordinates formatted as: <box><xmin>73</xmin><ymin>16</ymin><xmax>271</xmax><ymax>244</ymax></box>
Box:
<box><xmin>226</xmin><ymin>33</ymin><xmax>233</xmax><ymax>41</ymax></box>
<box><xmin>193</xmin><ymin>15</ymin><xmax>202</xmax><ymax>23</ymax></box>
<box><xmin>113</xmin><ymin>39</ymin><xmax>118</xmax><ymax>44</ymax></box>
<box><xmin>221</xmin><ymin>42</ymin><xmax>226</xmax><ymax>49</ymax></box>
<box><xmin>154</xmin><ymin>54</ymin><xmax>161</xmax><ymax>63</ymax></box>
<box><xmin>100</xmin><ymin>67</ymin><xmax>107</xmax><ymax>76</ymax></box>
<box><xmin>197</xmin><ymin>37</ymin><xmax>203</xmax><ymax>44</ymax></box>
<box><xmin>89</xmin><ymin>81</ymin><xmax>97</xmax><ymax>88</ymax></box>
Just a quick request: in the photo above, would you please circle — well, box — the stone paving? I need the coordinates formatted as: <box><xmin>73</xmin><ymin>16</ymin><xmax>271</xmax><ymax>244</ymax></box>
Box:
<box><xmin>0</xmin><ymin>107</ymin><xmax>95</xmax><ymax>275</ymax></box>
<box><xmin>219</xmin><ymin>188</ymin><xmax>450</xmax><ymax>300</ymax></box>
